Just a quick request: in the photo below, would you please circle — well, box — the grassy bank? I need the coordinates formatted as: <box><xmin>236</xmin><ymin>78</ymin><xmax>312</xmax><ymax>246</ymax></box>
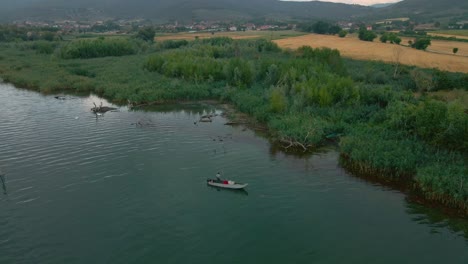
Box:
<box><xmin>0</xmin><ymin>36</ymin><xmax>467</xmax><ymax>214</ymax></box>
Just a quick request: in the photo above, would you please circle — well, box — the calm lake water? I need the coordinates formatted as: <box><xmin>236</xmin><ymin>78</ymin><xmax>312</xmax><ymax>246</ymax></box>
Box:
<box><xmin>0</xmin><ymin>83</ymin><xmax>467</xmax><ymax>263</ymax></box>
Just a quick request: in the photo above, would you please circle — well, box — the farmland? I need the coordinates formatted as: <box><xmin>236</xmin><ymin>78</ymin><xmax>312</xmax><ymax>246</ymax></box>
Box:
<box><xmin>156</xmin><ymin>30</ymin><xmax>305</xmax><ymax>41</ymax></box>
<box><xmin>429</xmin><ymin>30</ymin><xmax>468</xmax><ymax>39</ymax></box>
<box><xmin>157</xmin><ymin>31</ymin><xmax>468</xmax><ymax>73</ymax></box>
<box><xmin>274</xmin><ymin>34</ymin><xmax>468</xmax><ymax>73</ymax></box>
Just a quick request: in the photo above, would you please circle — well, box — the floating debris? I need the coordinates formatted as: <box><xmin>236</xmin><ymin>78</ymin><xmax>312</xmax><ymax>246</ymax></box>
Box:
<box><xmin>91</xmin><ymin>102</ymin><xmax>117</xmax><ymax>114</ymax></box>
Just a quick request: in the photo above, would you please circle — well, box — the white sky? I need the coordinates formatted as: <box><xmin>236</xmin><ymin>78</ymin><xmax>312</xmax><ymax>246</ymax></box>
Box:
<box><xmin>283</xmin><ymin>0</ymin><xmax>402</xmax><ymax>6</ymax></box>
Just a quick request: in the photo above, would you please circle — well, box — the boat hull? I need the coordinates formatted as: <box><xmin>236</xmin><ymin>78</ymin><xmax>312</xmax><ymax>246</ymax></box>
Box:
<box><xmin>207</xmin><ymin>180</ymin><xmax>248</xmax><ymax>189</ymax></box>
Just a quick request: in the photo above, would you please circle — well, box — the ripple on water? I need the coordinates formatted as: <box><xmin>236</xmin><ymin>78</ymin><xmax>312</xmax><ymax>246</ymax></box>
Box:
<box><xmin>1</xmin><ymin>84</ymin><xmax>468</xmax><ymax>264</ymax></box>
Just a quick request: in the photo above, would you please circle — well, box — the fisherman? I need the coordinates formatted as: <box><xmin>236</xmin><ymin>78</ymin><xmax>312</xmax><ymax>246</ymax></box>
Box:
<box><xmin>216</xmin><ymin>172</ymin><xmax>221</xmax><ymax>182</ymax></box>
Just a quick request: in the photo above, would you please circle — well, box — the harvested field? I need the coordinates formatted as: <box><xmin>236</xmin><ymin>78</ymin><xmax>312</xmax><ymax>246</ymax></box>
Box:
<box><xmin>156</xmin><ymin>30</ymin><xmax>304</xmax><ymax>41</ymax></box>
<box><xmin>157</xmin><ymin>32</ymin><xmax>259</xmax><ymax>41</ymax></box>
<box><xmin>430</xmin><ymin>30</ymin><xmax>468</xmax><ymax>37</ymax></box>
<box><xmin>274</xmin><ymin>34</ymin><xmax>468</xmax><ymax>73</ymax></box>
<box><xmin>428</xmin><ymin>33</ymin><xmax>468</xmax><ymax>40</ymax></box>
<box><xmin>399</xmin><ymin>37</ymin><xmax>468</xmax><ymax>56</ymax></box>
<box><xmin>426</xmin><ymin>40</ymin><xmax>468</xmax><ymax>56</ymax></box>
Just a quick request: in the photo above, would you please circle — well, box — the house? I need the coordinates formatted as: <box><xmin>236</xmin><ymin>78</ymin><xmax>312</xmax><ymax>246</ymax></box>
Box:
<box><xmin>244</xmin><ymin>23</ymin><xmax>256</xmax><ymax>31</ymax></box>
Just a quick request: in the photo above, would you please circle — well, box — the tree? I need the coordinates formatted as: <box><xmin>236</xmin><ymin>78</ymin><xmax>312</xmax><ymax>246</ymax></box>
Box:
<box><xmin>358</xmin><ymin>28</ymin><xmax>377</xmax><ymax>42</ymax></box>
<box><xmin>329</xmin><ymin>25</ymin><xmax>342</xmax><ymax>35</ymax></box>
<box><xmin>453</xmin><ymin>47</ymin><xmax>458</xmax><ymax>54</ymax></box>
<box><xmin>338</xmin><ymin>30</ymin><xmax>347</xmax><ymax>38</ymax></box>
<box><xmin>380</xmin><ymin>33</ymin><xmax>388</xmax><ymax>43</ymax></box>
<box><xmin>312</xmin><ymin>21</ymin><xmax>330</xmax><ymax>34</ymax></box>
<box><xmin>393</xmin><ymin>36</ymin><xmax>402</xmax><ymax>45</ymax></box>
<box><xmin>411</xmin><ymin>38</ymin><xmax>431</xmax><ymax>50</ymax></box>
<box><xmin>41</xmin><ymin>31</ymin><xmax>55</xmax><ymax>41</ymax></box>
<box><xmin>381</xmin><ymin>32</ymin><xmax>401</xmax><ymax>44</ymax></box>
<box><xmin>136</xmin><ymin>26</ymin><xmax>155</xmax><ymax>42</ymax></box>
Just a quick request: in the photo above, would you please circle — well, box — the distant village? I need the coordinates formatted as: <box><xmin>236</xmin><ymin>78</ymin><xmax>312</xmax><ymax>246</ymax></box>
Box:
<box><xmin>10</xmin><ymin>17</ymin><xmax>468</xmax><ymax>35</ymax></box>
<box><xmin>13</xmin><ymin>19</ymin><xmax>296</xmax><ymax>34</ymax></box>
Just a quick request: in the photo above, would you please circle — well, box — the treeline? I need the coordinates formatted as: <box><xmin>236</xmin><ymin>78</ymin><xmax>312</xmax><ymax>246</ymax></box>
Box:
<box><xmin>0</xmin><ymin>25</ymin><xmax>60</xmax><ymax>42</ymax></box>
<box><xmin>298</xmin><ymin>21</ymin><xmax>342</xmax><ymax>35</ymax></box>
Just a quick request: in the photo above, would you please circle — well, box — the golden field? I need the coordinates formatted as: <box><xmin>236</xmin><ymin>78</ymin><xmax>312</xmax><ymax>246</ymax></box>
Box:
<box><xmin>156</xmin><ymin>30</ymin><xmax>304</xmax><ymax>41</ymax></box>
<box><xmin>428</xmin><ymin>33</ymin><xmax>468</xmax><ymax>40</ymax></box>
<box><xmin>274</xmin><ymin>34</ymin><xmax>468</xmax><ymax>73</ymax></box>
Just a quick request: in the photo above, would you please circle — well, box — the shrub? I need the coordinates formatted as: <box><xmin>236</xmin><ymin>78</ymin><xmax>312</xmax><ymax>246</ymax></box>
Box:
<box><xmin>136</xmin><ymin>27</ymin><xmax>155</xmax><ymax>42</ymax></box>
<box><xmin>380</xmin><ymin>32</ymin><xmax>401</xmax><ymax>44</ymax></box>
<box><xmin>338</xmin><ymin>30</ymin><xmax>348</xmax><ymax>38</ymax></box>
<box><xmin>358</xmin><ymin>28</ymin><xmax>377</xmax><ymax>42</ymax></box>
<box><xmin>270</xmin><ymin>86</ymin><xmax>287</xmax><ymax>113</ymax></box>
<box><xmin>411</xmin><ymin>38</ymin><xmax>431</xmax><ymax>50</ymax></box>
<box><xmin>60</xmin><ymin>38</ymin><xmax>136</xmax><ymax>59</ymax></box>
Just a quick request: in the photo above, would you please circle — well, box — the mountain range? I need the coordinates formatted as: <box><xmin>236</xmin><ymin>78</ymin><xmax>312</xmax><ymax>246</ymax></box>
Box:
<box><xmin>0</xmin><ymin>0</ymin><xmax>467</xmax><ymax>23</ymax></box>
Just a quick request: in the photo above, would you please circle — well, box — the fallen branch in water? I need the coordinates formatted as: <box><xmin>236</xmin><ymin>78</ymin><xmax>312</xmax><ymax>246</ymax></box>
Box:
<box><xmin>127</xmin><ymin>100</ymin><xmax>169</xmax><ymax>109</ymax></box>
<box><xmin>224</xmin><ymin>121</ymin><xmax>250</xmax><ymax>126</ymax></box>
<box><xmin>279</xmin><ymin>131</ymin><xmax>314</xmax><ymax>152</ymax></box>
<box><xmin>91</xmin><ymin>102</ymin><xmax>117</xmax><ymax>113</ymax></box>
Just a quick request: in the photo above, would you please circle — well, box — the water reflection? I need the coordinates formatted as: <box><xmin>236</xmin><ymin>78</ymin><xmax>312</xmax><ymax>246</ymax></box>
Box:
<box><xmin>133</xmin><ymin>103</ymin><xmax>218</xmax><ymax>116</ymax></box>
<box><xmin>206</xmin><ymin>185</ymin><xmax>249</xmax><ymax>196</ymax></box>
<box><xmin>405</xmin><ymin>199</ymin><xmax>468</xmax><ymax>240</ymax></box>
<box><xmin>268</xmin><ymin>140</ymin><xmax>335</xmax><ymax>159</ymax></box>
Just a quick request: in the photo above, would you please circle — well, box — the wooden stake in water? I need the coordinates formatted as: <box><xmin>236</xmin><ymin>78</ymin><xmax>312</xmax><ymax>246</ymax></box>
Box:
<box><xmin>0</xmin><ymin>170</ymin><xmax>6</xmax><ymax>195</ymax></box>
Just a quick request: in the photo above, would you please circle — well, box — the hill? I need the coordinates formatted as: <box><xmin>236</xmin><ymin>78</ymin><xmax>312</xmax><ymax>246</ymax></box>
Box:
<box><xmin>371</xmin><ymin>3</ymin><xmax>396</xmax><ymax>8</ymax></box>
<box><xmin>1</xmin><ymin>0</ymin><xmax>466</xmax><ymax>24</ymax></box>
<box><xmin>376</xmin><ymin>0</ymin><xmax>468</xmax><ymax>22</ymax></box>
<box><xmin>0</xmin><ymin>0</ymin><xmax>373</xmax><ymax>22</ymax></box>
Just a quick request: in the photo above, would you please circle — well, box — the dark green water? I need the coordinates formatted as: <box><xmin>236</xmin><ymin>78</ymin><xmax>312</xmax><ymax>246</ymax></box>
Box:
<box><xmin>0</xmin><ymin>83</ymin><xmax>467</xmax><ymax>264</ymax></box>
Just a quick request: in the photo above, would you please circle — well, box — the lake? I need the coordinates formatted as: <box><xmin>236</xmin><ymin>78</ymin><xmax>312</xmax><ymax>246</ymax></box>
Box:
<box><xmin>0</xmin><ymin>83</ymin><xmax>467</xmax><ymax>263</ymax></box>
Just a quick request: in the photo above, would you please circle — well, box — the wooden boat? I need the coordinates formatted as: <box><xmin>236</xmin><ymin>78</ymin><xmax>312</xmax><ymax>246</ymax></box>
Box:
<box><xmin>207</xmin><ymin>179</ymin><xmax>248</xmax><ymax>189</ymax></box>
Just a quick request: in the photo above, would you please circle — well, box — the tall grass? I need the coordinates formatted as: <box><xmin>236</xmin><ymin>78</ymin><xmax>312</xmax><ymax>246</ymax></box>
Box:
<box><xmin>60</xmin><ymin>38</ymin><xmax>136</xmax><ymax>59</ymax></box>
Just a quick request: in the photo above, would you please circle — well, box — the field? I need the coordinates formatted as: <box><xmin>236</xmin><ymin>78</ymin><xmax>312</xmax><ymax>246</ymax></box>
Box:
<box><xmin>428</xmin><ymin>33</ymin><xmax>468</xmax><ymax>40</ymax></box>
<box><xmin>158</xmin><ymin>31</ymin><xmax>468</xmax><ymax>73</ymax></box>
<box><xmin>274</xmin><ymin>34</ymin><xmax>468</xmax><ymax>73</ymax></box>
<box><xmin>156</xmin><ymin>30</ymin><xmax>305</xmax><ymax>41</ymax></box>
<box><xmin>429</xmin><ymin>30</ymin><xmax>468</xmax><ymax>39</ymax></box>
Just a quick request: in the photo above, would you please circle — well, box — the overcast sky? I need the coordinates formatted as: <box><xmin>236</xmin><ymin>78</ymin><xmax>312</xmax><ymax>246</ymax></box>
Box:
<box><xmin>284</xmin><ymin>0</ymin><xmax>402</xmax><ymax>6</ymax></box>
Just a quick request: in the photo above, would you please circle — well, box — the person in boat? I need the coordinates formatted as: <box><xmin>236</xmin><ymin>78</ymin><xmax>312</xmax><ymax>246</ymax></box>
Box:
<box><xmin>216</xmin><ymin>172</ymin><xmax>221</xmax><ymax>182</ymax></box>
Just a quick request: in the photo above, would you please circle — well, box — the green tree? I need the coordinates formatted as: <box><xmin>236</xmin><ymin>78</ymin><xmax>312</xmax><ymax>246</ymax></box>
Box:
<box><xmin>411</xmin><ymin>38</ymin><xmax>431</xmax><ymax>50</ymax></box>
<box><xmin>136</xmin><ymin>26</ymin><xmax>155</xmax><ymax>42</ymax></box>
<box><xmin>312</xmin><ymin>21</ymin><xmax>330</xmax><ymax>34</ymax></box>
<box><xmin>338</xmin><ymin>30</ymin><xmax>347</xmax><ymax>38</ymax></box>
<box><xmin>380</xmin><ymin>33</ymin><xmax>388</xmax><ymax>43</ymax></box>
<box><xmin>358</xmin><ymin>28</ymin><xmax>377</xmax><ymax>42</ymax></box>
<box><xmin>453</xmin><ymin>47</ymin><xmax>458</xmax><ymax>54</ymax></box>
<box><xmin>329</xmin><ymin>25</ymin><xmax>342</xmax><ymax>35</ymax></box>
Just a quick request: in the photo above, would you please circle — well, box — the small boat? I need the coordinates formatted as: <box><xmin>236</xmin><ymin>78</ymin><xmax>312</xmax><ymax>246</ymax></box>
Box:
<box><xmin>207</xmin><ymin>179</ymin><xmax>248</xmax><ymax>189</ymax></box>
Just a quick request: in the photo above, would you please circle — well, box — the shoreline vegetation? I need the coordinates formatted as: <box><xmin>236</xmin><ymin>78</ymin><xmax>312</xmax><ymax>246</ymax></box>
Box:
<box><xmin>0</xmin><ymin>34</ymin><xmax>467</xmax><ymax>216</ymax></box>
